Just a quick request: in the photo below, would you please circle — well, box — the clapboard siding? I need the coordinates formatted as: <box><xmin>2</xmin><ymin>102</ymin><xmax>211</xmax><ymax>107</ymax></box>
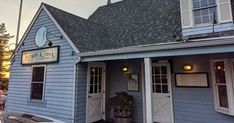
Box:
<box><xmin>106</xmin><ymin>60</ymin><xmax>143</xmax><ymax>123</ymax></box>
<box><xmin>7</xmin><ymin>9</ymin><xmax>78</xmax><ymax>123</ymax></box>
<box><xmin>74</xmin><ymin>63</ymin><xmax>87</xmax><ymax>123</ymax></box>
<box><xmin>172</xmin><ymin>55</ymin><xmax>234</xmax><ymax>123</ymax></box>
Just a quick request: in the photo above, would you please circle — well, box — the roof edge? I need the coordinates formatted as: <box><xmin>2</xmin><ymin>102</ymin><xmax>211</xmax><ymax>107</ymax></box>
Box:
<box><xmin>80</xmin><ymin>36</ymin><xmax>234</xmax><ymax>57</ymax></box>
<box><xmin>14</xmin><ymin>3</ymin><xmax>80</xmax><ymax>57</ymax></box>
<box><xmin>42</xmin><ymin>4</ymin><xmax>80</xmax><ymax>54</ymax></box>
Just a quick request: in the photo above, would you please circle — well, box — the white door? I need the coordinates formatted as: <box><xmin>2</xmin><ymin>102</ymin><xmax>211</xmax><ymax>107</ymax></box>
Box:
<box><xmin>152</xmin><ymin>63</ymin><xmax>173</xmax><ymax>123</ymax></box>
<box><xmin>87</xmin><ymin>63</ymin><xmax>106</xmax><ymax>123</ymax></box>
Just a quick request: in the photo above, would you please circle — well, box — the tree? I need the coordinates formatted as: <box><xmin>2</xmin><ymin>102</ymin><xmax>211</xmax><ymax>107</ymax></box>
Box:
<box><xmin>0</xmin><ymin>23</ymin><xmax>13</xmax><ymax>81</ymax></box>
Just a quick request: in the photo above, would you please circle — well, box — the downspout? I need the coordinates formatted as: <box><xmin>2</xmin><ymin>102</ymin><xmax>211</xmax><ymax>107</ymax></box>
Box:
<box><xmin>72</xmin><ymin>57</ymin><xmax>81</xmax><ymax>123</ymax></box>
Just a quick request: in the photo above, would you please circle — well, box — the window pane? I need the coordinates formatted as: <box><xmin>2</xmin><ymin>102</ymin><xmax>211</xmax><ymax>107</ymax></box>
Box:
<box><xmin>155</xmin><ymin>76</ymin><xmax>160</xmax><ymax>83</ymax></box>
<box><xmin>162</xmin><ymin>85</ymin><xmax>168</xmax><ymax>93</ymax></box>
<box><xmin>90</xmin><ymin>67</ymin><xmax>95</xmax><ymax>75</ymax></box>
<box><xmin>89</xmin><ymin>85</ymin><xmax>93</xmax><ymax>93</ymax></box>
<box><xmin>195</xmin><ymin>17</ymin><xmax>202</xmax><ymax>25</ymax></box>
<box><xmin>202</xmin><ymin>9</ymin><xmax>209</xmax><ymax>16</ymax></box>
<box><xmin>218</xmin><ymin>85</ymin><xmax>229</xmax><ymax>108</ymax></box>
<box><xmin>155</xmin><ymin>67</ymin><xmax>160</xmax><ymax>74</ymax></box>
<box><xmin>209</xmin><ymin>0</ymin><xmax>216</xmax><ymax>5</ymax></box>
<box><xmin>194</xmin><ymin>11</ymin><xmax>201</xmax><ymax>17</ymax></box>
<box><xmin>161</xmin><ymin>66</ymin><xmax>167</xmax><ymax>74</ymax></box>
<box><xmin>201</xmin><ymin>0</ymin><xmax>208</xmax><ymax>7</ymax></box>
<box><xmin>32</xmin><ymin>67</ymin><xmax>44</xmax><ymax>82</ymax></box>
<box><xmin>202</xmin><ymin>16</ymin><xmax>210</xmax><ymax>23</ymax></box>
<box><xmin>215</xmin><ymin>62</ymin><xmax>226</xmax><ymax>84</ymax></box>
<box><xmin>193</xmin><ymin>1</ymin><xmax>200</xmax><ymax>9</ymax></box>
<box><xmin>162</xmin><ymin>76</ymin><xmax>168</xmax><ymax>84</ymax></box>
<box><xmin>31</xmin><ymin>83</ymin><xmax>43</xmax><ymax>100</ymax></box>
<box><xmin>156</xmin><ymin>85</ymin><xmax>161</xmax><ymax>93</ymax></box>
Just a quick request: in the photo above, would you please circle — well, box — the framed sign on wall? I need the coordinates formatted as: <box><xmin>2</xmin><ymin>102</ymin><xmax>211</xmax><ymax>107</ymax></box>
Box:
<box><xmin>21</xmin><ymin>46</ymin><xmax>59</xmax><ymax>65</ymax></box>
<box><xmin>175</xmin><ymin>73</ymin><xmax>209</xmax><ymax>88</ymax></box>
<box><xmin>128</xmin><ymin>73</ymin><xmax>139</xmax><ymax>91</ymax></box>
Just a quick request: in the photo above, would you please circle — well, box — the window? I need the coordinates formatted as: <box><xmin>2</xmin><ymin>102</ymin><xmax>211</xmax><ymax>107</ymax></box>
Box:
<box><xmin>152</xmin><ymin>65</ymin><xmax>169</xmax><ymax>93</ymax></box>
<box><xmin>89</xmin><ymin>67</ymin><xmax>102</xmax><ymax>94</ymax></box>
<box><xmin>30</xmin><ymin>66</ymin><xmax>45</xmax><ymax>101</ymax></box>
<box><xmin>192</xmin><ymin>0</ymin><xmax>217</xmax><ymax>25</ymax></box>
<box><xmin>211</xmin><ymin>59</ymin><xmax>234</xmax><ymax>115</ymax></box>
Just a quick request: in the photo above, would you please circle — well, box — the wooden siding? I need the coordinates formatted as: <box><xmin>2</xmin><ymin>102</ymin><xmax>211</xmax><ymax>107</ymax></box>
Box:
<box><xmin>172</xmin><ymin>55</ymin><xmax>234</xmax><ymax>123</ymax></box>
<box><xmin>106</xmin><ymin>60</ymin><xmax>143</xmax><ymax>123</ymax></box>
<box><xmin>7</xmin><ymin>9</ymin><xmax>78</xmax><ymax>123</ymax></box>
<box><xmin>74</xmin><ymin>63</ymin><xmax>87</xmax><ymax>123</ymax></box>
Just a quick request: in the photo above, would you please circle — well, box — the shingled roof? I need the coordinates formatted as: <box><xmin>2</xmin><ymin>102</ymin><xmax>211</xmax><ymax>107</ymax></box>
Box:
<box><xmin>44</xmin><ymin>0</ymin><xmax>181</xmax><ymax>53</ymax></box>
<box><xmin>44</xmin><ymin>4</ymin><xmax>114</xmax><ymax>52</ymax></box>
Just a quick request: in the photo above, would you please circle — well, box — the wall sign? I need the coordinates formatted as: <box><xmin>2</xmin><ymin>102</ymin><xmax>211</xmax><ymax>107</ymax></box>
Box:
<box><xmin>175</xmin><ymin>73</ymin><xmax>209</xmax><ymax>88</ymax></box>
<box><xmin>128</xmin><ymin>73</ymin><xmax>139</xmax><ymax>91</ymax></box>
<box><xmin>35</xmin><ymin>27</ymin><xmax>48</xmax><ymax>47</ymax></box>
<box><xmin>21</xmin><ymin>46</ymin><xmax>59</xmax><ymax>65</ymax></box>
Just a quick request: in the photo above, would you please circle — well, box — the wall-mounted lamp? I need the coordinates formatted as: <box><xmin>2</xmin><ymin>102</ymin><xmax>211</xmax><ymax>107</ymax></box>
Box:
<box><xmin>122</xmin><ymin>66</ymin><xmax>129</xmax><ymax>72</ymax></box>
<box><xmin>183</xmin><ymin>64</ymin><xmax>193</xmax><ymax>71</ymax></box>
<box><xmin>215</xmin><ymin>64</ymin><xmax>224</xmax><ymax>71</ymax></box>
<box><xmin>48</xmin><ymin>41</ymin><xmax>53</xmax><ymax>47</ymax></box>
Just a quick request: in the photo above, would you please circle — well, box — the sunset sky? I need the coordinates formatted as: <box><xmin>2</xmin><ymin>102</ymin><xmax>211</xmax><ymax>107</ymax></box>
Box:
<box><xmin>0</xmin><ymin>0</ymin><xmax>122</xmax><ymax>48</ymax></box>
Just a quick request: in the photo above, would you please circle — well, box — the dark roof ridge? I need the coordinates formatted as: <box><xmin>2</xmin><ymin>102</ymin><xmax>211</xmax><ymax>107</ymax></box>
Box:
<box><xmin>42</xmin><ymin>2</ymin><xmax>87</xmax><ymax>21</ymax></box>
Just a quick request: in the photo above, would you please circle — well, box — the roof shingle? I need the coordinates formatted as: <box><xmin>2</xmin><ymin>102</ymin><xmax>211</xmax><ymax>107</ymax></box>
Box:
<box><xmin>44</xmin><ymin>0</ymin><xmax>181</xmax><ymax>53</ymax></box>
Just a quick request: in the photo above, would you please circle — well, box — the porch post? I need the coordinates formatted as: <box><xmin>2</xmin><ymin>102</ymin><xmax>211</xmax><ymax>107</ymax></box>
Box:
<box><xmin>144</xmin><ymin>58</ymin><xmax>153</xmax><ymax>123</ymax></box>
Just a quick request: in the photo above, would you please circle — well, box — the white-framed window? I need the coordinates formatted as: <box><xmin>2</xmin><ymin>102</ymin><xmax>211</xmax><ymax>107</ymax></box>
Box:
<box><xmin>30</xmin><ymin>65</ymin><xmax>46</xmax><ymax>101</ymax></box>
<box><xmin>192</xmin><ymin>0</ymin><xmax>217</xmax><ymax>25</ymax></box>
<box><xmin>180</xmin><ymin>0</ymin><xmax>233</xmax><ymax>28</ymax></box>
<box><xmin>211</xmin><ymin>59</ymin><xmax>234</xmax><ymax>115</ymax></box>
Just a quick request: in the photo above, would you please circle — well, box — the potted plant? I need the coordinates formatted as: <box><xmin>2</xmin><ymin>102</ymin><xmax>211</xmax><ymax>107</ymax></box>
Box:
<box><xmin>109</xmin><ymin>92</ymin><xmax>135</xmax><ymax>123</ymax></box>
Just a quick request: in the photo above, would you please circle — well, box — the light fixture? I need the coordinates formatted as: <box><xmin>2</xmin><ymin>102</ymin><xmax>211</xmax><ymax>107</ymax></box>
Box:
<box><xmin>183</xmin><ymin>65</ymin><xmax>193</xmax><ymax>71</ymax></box>
<box><xmin>48</xmin><ymin>41</ymin><xmax>53</xmax><ymax>47</ymax></box>
<box><xmin>122</xmin><ymin>66</ymin><xmax>128</xmax><ymax>72</ymax></box>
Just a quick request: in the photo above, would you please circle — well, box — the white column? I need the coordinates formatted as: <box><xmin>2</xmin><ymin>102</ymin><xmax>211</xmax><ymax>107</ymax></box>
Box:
<box><xmin>144</xmin><ymin>58</ymin><xmax>153</xmax><ymax>123</ymax></box>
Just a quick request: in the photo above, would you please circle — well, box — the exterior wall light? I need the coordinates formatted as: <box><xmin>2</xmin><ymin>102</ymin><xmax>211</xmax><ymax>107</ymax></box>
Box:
<box><xmin>122</xmin><ymin>67</ymin><xmax>128</xmax><ymax>72</ymax></box>
<box><xmin>183</xmin><ymin>65</ymin><xmax>193</xmax><ymax>71</ymax></box>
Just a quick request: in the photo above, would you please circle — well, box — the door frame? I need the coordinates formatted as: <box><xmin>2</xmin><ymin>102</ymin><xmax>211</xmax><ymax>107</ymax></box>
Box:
<box><xmin>151</xmin><ymin>61</ymin><xmax>174</xmax><ymax>123</ymax></box>
<box><xmin>86</xmin><ymin>62</ymin><xmax>106</xmax><ymax>123</ymax></box>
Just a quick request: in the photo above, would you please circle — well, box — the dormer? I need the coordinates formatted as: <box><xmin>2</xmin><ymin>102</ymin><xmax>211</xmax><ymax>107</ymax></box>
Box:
<box><xmin>180</xmin><ymin>0</ymin><xmax>234</xmax><ymax>37</ymax></box>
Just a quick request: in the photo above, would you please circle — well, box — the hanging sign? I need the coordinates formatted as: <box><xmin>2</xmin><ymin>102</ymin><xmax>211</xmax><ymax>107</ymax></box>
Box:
<box><xmin>21</xmin><ymin>46</ymin><xmax>59</xmax><ymax>65</ymax></box>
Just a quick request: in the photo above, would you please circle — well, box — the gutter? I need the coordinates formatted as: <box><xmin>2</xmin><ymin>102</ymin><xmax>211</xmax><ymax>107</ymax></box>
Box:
<box><xmin>80</xmin><ymin>36</ymin><xmax>234</xmax><ymax>57</ymax></box>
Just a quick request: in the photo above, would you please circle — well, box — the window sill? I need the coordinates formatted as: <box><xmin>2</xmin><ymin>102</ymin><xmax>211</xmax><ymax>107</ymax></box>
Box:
<box><xmin>194</xmin><ymin>23</ymin><xmax>215</xmax><ymax>28</ymax></box>
<box><xmin>216</xmin><ymin>108</ymin><xmax>234</xmax><ymax>116</ymax></box>
<box><xmin>27</xmin><ymin>99</ymin><xmax>47</xmax><ymax>107</ymax></box>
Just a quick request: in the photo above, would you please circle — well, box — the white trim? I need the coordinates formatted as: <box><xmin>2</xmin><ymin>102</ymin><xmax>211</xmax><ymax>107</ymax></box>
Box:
<box><xmin>141</xmin><ymin>61</ymin><xmax>146</xmax><ymax>123</ymax></box>
<box><xmin>86</xmin><ymin>62</ymin><xmax>106</xmax><ymax>123</ymax></box>
<box><xmin>42</xmin><ymin>5</ymin><xmax>80</xmax><ymax>54</ymax></box>
<box><xmin>72</xmin><ymin>58</ymin><xmax>80</xmax><ymax>123</ymax></box>
<box><xmin>217</xmin><ymin>0</ymin><xmax>233</xmax><ymax>23</ymax></box>
<box><xmin>14</xmin><ymin>5</ymin><xmax>43</xmax><ymax>53</ymax></box>
<box><xmin>151</xmin><ymin>61</ymin><xmax>174</xmax><ymax>123</ymax></box>
<box><xmin>29</xmin><ymin>65</ymin><xmax>46</xmax><ymax>102</ymax></box>
<box><xmin>210</xmin><ymin>59</ymin><xmax>234</xmax><ymax>115</ymax></box>
<box><xmin>144</xmin><ymin>58</ymin><xmax>153</xmax><ymax>123</ymax></box>
<box><xmin>80</xmin><ymin>36</ymin><xmax>234</xmax><ymax>57</ymax></box>
<box><xmin>14</xmin><ymin>4</ymin><xmax>80</xmax><ymax>58</ymax></box>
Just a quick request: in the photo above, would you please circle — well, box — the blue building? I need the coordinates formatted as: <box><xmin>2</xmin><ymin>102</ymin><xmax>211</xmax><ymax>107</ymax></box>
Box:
<box><xmin>7</xmin><ymin>0</ymin><xmax>234</xmax><ymax>123</ymax></box>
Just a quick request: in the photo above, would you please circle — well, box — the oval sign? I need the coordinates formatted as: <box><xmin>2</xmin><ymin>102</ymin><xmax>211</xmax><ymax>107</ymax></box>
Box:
<box><xmin>35</xmin><ymin>27</ymin><xmax>47</xmax><ymax>47</ymax></box>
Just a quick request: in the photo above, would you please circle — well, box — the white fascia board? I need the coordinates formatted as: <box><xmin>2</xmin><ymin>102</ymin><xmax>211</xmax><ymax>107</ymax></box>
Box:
<box><xmin>14</xmin><ymin>4</ymin><xmax>80</xmax><ymax>57</ymax></box>
<box><xmin>80</xmin><ymin>36</ymin><xmax>234</xmax><ymax>57</ymax></box>
<box><xmin>42</xmin><ymin>5</ymin><xmax>80</xmax><ymax>54</ymax></box>
<box><xmin>14</xmin><ymin>4</ymin><xmax>44</xmax><ymax>55</ymax></box>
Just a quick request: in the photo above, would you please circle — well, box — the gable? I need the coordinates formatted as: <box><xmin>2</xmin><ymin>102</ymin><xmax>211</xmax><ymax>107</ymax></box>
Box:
<box><xmin>14</xmin><ymin>4</ymin><xmax>79</xmax><ymax>56</ymax></box>
<box><xmin>8</xmin><ymin>5</ymin><xmax>79</xmax><ymax>123</ymax></box>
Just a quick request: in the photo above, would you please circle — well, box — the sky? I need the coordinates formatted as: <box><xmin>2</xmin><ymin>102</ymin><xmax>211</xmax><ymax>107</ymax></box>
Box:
<box><xmin>0</xmin><ymin>0</ymin><xmax>122</xmax><ymax>49</ymax></box>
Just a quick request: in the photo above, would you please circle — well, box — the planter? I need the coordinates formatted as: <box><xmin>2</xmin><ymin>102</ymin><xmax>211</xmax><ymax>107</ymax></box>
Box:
<box><xmin>114</xmin><ymin>110</ymin><xmax>132</xmax><ymax>123</ymax></box>
<box><xmin>114</xmin><ymin>117</ymin><xmax>132</xmax><ymax>123</ymax></box>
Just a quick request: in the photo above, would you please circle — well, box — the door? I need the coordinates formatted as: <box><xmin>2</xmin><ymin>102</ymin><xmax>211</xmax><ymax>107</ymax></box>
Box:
<box><xmin>152</xmin><ymin>62</ymin><xmax>173</xmax><ymax>123</ymax></box>
<box><xmin>87</xmin><ymin>62</ymin><xmax>106</xmax><ymax>123</ymax></box>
